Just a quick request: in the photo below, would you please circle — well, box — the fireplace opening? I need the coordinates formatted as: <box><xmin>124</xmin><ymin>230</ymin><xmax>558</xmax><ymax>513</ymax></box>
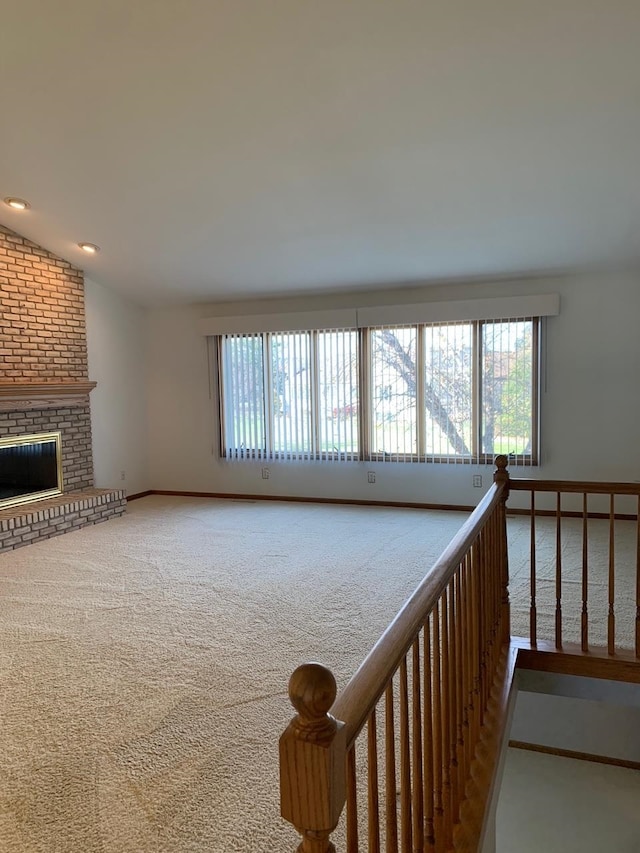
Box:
<box><xmin>0</xmin><ymin>431</ymin><xmax>63</xmax><ymax>509</ymax></box>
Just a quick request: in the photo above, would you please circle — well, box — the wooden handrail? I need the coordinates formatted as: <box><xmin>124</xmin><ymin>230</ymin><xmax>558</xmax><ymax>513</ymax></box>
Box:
<box><xmin>332</xmin><ymin>479</ymin><xmax>505</xmax><ymax>749</ymax></box>
<box><xmin>509</xmin><ymin>478</ymin><xmax>640</xmax><ymax>495</ymax></box>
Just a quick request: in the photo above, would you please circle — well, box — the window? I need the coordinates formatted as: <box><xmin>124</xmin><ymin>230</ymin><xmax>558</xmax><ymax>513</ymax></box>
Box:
<box><xmin>481</xmin><ymin>319</ymin><xmax>536</xmax><ymax>459</ymax></box>
<box><xmin>219</xmin><ymin>329</ymin><xmax>359</xmax><ymax>461</ymax></box>
<box><xmin>218</xmin><ymin>317</ymin><xmax>539</xmax><ymax>464</ymax></box>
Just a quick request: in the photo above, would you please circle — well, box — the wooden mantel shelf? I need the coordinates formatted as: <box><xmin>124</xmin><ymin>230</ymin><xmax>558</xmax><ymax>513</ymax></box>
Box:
<box><xmin>0</xmin><ymin>381</ymin><xmax>97</xmax><ymax>411</ymax></box>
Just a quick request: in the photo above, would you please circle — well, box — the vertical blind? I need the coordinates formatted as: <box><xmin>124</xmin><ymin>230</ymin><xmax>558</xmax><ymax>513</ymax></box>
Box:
<box><xmin>316</xmin><ymin>329</ymin><xmax>359</xmax><ymax>460</ymax></box>
<box><xmin>220</xmin><ymin>329</ymin><xmax>359</xmax><ymax>461</ymax></box>
<box><xmin>220</xmin><ymin>333</ymin><xmax>266</xmax><ymax>458</ymax></box>
<box><xmin>424</xmin><ymin>322</ymin><xmax>473</xmax><ymax>459</ymax></box>
<box><xmin>370</xmin><ymin>326</ymin><xmax>418</xmax><ymax>459</ymax></box>
<box><xmin>369</xmin><ymin>323</ymin><xmax>475</xmax><ymax>461</ymax></box>
<box><xmin>481</xmin><ymin>317</ymin><xmax>536</xmax><ymax>466</ymax></box>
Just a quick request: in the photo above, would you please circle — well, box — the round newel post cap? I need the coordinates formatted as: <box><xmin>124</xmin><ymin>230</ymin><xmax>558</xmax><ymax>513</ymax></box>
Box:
<box><xmin>494</xmin><ymin>454</ymin><xmax>509</xmax><ymax>472</ymax></box>
<box><xmin>493</xmin><ymin>454</ymin><xmax>510</xmax><ymax>494</ymax></box>
<box><xmin>289</xmin><ymin>662</ymin><xmax>337</xmax><ymax>723</ymax></box>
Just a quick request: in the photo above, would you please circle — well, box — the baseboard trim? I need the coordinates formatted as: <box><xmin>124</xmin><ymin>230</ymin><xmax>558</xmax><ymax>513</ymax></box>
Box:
<box><xmin>509</xmin><ymin>740</ymin><xmax>640</xmax><ymax>772</ymax></box>
<box><xmin>118</xmin><ymin>489</ymin><xmax>639</xmax><ymax>521</ymax></box>
<box><xmin>147</xmin><ymin>489</ymin><xmax>476</xmax><ymax>513</ymax></box>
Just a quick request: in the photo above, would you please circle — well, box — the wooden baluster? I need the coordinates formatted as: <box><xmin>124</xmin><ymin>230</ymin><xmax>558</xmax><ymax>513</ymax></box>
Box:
<box><xmin>636</xmin><ymin>495</ymin><xmax>640</xmax><ymax>659</ymax></box>
<box><xmin>399</xmin><ymin>658</ymin><xmax>412</xmax><ymax>853</ymax></box>
<box><xmin>581</xmin><ymin>493</ymin><xmax>589</xmax><ymax>652</ymax></box>
<box><xmin>385</xmin><ymin>681</ymin><xmax>398</xmax><ymax>853</ymax></box>
<box><xmin>480</xmin><ymin>527</ymin><xmax>490</xmax><ymax>712</ymax></box>
<box><xmin>474</xmin><ymin>532</ymin><xmax>484</xmax><ymax>730</ymax></box>
<box><xmin>411</xmin><ymin>638</ymin><xmax>424</xmax><ymax>852</ymax></box>
<box><xmin>367</xmin><ymin>713</ymin><xmax>380</xmax><ymax>853</ymax></box>
<box><xmin>441</xmin><ymin>587</ymin><xmax>452</xmax><ymax>849</ymax></box>
<box><xmin>447</xmin><ymin>577</ymin><xmax>459</xmax><ymax>824</ymax></box>
<box><xmin>346</xmin><ymin>747</ymin><xmax>358</xmax><ymax>852</ymax></box>
<box><xmin>455</xmin><ymin>568</ymin><xmax>465</xmax><ymax>788</ymax></box>
<box><xmin>458</xmin><ymin>559</ymin><xmax>468</xmax><ymax>783</ymax></box>
<box><xmin>491</xmin><ymin>510</ymin><xmax>498</xmax><ymax>660</ymax></box>
<box><xmin>608</xmin><ymin>494</ymin><xmax>616</xmax><ymax>656</ymax></box>
<box><xmin>493</xmin><ymin>508</ymin><xmax>500</xmax><ymax>626</ymax></box>
<box><xmin>489</xmin><ymin>511</ymin><xmax>496</xmax><ymax>664</ymax></box>
<box><xmin>490</xmin><ymin>510</ymin><xmax>499</xmax><ymax>671</ymax></box>
<box><xmin>487</xmin><ymin>522</ymin><xmax>494</xmax><ymax>684</ymax></box>
<box><xmin>482</xmin><ymin>527</ymin><xmax>492</xmax><ymax>709</ymax></box>
<box><xmin>498</xmin><ymin>503</ymin><xmax>505</xmax><ymax>637</ymax></box>
<box><xmin>530</xmin><ymin>490</ymin><xmax>537</xmax><ymax>646</ymax></box>
<box><xmin>463</xmin><ymin>554</ymin><xmax>474</xmax><ymax>778</ymax></box>
<box><xmin>423</xmin><ymin>616</ymin><xmax>436</xmax><ymax>848</ymax></box>
<box><xmin>498</xmin><ymin>499</ymin><xmax>506</xmax><ymax>645</ymax></box>
<box><xmin>494</xmin><ymin>508</ymin><xmax>501</xmax><ymax>666</ymax></box>
<box><xmin>432</xmin><ymin>600</ymin><xmax>443</xmax><ymax>851</ymax></box>
<box><xmin>487</xmin><ymin>514</ymin><xmax>495</xmax><ymax>656</ymax></box>
<box><xmin>555</xmin><ymin>492</ymin><xmax>563</xmax><ymax>649</ymax></box>
<box><xmin>280</xmin><ymin>663</ymin><xmax>346</xmax><ymax>853</ymax></box>
<box><xmin>471</xmin><ymin>540</ymin><xmax>482</xmax><ymax>735</ymax></box>
<box><xmin>471</xmin><ymin>543</ymin><xmax>479</xmax><ymax>736</ymax></box>
<box><xmin>483</xmin><ymin>523</ymin><xmax>492</xmax><ymax>698</ymax></box>
<box><xmin>494</xmin><ymin>454</ymin><xmax>511</xmax><ymax>643</ymax></box>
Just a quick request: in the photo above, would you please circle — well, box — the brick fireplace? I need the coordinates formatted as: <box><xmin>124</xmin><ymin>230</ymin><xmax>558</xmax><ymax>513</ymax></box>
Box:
<box><xmin>0</xmin><ymin>224</ymin><xmax>125</xmax><ymax>552</ymax></box>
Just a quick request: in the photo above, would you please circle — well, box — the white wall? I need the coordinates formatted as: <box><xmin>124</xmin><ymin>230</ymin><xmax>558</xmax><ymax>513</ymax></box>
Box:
<box><xmin>146</xmin><ymin>271</ymin><xmax>640</xmax><ymax>505</ymax></box>
<box><xmin>85</xmin><ymin>277</ymin><xmax>149</xmax><ymax>496</ymax></box>
<box><xmin>512</xmin><ymin>670</ymin><xmax>640</xmax><ymax>761</ymax></box>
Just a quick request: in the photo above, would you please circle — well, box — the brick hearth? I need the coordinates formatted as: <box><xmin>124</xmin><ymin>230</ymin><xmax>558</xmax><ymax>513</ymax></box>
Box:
<box><xmin>0</xmin><ymin>489</ymin><xmax>126</xmax><ymax>553</ymax></box>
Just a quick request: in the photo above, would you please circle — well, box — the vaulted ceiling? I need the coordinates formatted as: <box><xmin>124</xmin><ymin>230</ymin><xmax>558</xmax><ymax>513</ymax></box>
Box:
<box><xmin>1</xmin><ymin>1</ymin><xmax>639</xmax><ymax>305</ymax></box>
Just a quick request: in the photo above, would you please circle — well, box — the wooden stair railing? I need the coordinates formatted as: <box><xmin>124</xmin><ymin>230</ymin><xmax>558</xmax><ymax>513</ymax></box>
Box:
<box><xmin>280</xmin><ymin>456</ymin><xmax>513</xmax><ymax>852</ymax></box>
<box><xmin>504</xmin><ymin>470</ymin><xmax>640</xmax><ymax>659</ymax></box>
<box><xmin>280</xmin><ymin>459</ymin><xmax>640</xmax><ymax>851</ymax></box>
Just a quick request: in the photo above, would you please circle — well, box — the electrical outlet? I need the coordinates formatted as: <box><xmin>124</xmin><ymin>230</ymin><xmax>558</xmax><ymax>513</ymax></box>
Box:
<box><xmin>120</xmin><ymin>470</ymin><xmax>126</xmax><ymax>481</ymax></box>
<box><xmin>367</xmin><ymin>471</ymin><xmax>376</xmax><ymax>484</ymax></box>
<box><xmin>472</xmin><ymin>474</ymin><xmax>482</xmax><ymax>488</ymax></box>
<box><xmin>261</xmin><ymin>467</ymin><xmax>270</xmax><ymax>480</ymax></box>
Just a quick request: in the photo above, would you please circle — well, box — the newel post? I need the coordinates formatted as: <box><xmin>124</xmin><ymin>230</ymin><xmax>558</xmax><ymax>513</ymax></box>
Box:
<box><xmin>493</xmin><ymin>455</ymin><xmax>511</xmax><ymax>643</ymax></box>
<box><xmin>279</xmin><ymin>663</ymin><xmax>347</xmax><ymax>853</ymax></box>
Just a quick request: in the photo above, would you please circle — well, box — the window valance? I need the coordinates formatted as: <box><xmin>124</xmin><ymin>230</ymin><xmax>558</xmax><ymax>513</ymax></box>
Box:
<box><xmin>197</xmin><ymin>294</ymin><xmax>559</xmax><ymax>336</ymax></box>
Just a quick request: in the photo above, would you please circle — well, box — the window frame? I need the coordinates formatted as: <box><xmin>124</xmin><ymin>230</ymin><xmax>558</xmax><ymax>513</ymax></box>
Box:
<box><xmin>216</xmin><ymin>317</ymin><xmax>541</xmax><ymax>466</ymax></box>
<box><xmin>217</xmin><ymin>329</ymin><xmax>362</xmax><ymax>462</ymax></box>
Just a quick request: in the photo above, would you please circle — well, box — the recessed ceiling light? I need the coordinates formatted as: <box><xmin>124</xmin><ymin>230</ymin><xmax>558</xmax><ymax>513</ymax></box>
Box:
<box><xmin>4</xmin><ymin>197</ymin><xmax>30</xmax><ymax>210</ymax></box>
<box><xmin>78</xmin><ymin>242</ymin><xmax>100</xmax><ymax>254</ymax></box>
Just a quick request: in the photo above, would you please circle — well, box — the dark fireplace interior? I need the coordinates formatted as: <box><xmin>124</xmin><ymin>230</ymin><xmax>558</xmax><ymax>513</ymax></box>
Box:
<box><xmin>0</xmin><ymin>438</ymin><xmax>60</xmax><ymax>503</ymax></box>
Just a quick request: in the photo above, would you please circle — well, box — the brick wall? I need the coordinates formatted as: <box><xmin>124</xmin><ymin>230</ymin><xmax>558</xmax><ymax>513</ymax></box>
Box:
<box><xmin>0</xmin><ymin>224</ymin><xmax>88</xmax><ymax>381</ymax></box>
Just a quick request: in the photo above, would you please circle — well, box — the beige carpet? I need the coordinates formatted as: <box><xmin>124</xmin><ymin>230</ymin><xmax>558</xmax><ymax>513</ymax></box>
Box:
<box><xmin>0</xmin><ymin>496</ymin><xmax>636</xmax><ymax>852</ymax></box>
